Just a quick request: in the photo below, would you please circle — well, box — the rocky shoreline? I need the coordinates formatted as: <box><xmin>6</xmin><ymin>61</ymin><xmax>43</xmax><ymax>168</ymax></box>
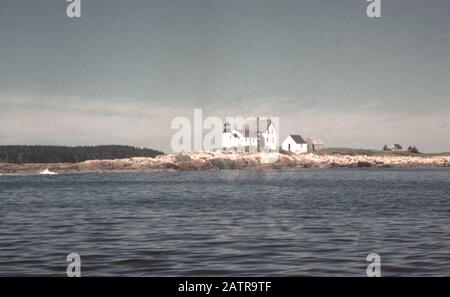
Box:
<box><xmin>1</xmin><ymin>151</ymin><xmax>450</xmax><ymax>174</ymax></box>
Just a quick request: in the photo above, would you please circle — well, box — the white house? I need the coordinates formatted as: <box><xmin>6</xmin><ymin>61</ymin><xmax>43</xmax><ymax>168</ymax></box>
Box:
<box><xmin>307</xmin><ymin>137</ymin><xmax>325</xmax><ymax>152</ymax></box>
<box><xmin>282</xmin><ymin>135</ymin><xmax>308</xmax><ymax>153</ymax></box>
<box><xmin>222</xmin><ymin>123</ymin><xmax>255</xmax><ymax>151</ymax></box>
<box><xmin>389</xmin><ymin>144</ymin><xmax>403</xmax><ymax>151</ymax></box>
<box><xmin>222</xmin><ymin>119</ymin><xmax>278</xmax><ymax>152</ymax></box>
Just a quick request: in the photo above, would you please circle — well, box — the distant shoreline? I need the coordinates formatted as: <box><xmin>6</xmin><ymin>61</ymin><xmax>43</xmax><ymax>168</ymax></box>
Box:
<box><xmin>0</xmin><ymin>145</ymin><xmax>163</xmax><ymax>164</ymax></box>
<box><xmin>1</xmin><ymin>150</ymin><xmax>449</xmax><ymax>174</ymax></box>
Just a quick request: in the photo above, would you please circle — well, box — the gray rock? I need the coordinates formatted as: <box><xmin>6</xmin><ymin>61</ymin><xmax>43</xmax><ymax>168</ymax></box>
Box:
<box><xmin>175</xmin><ymin>154</ymin><xmax>192</xmax><ymax>162</ymax></box>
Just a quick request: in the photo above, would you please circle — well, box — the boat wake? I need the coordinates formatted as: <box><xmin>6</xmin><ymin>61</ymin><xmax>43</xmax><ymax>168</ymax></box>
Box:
<box><xmin>39</xmin><ymin>168</ymin><xmax>58</xmax><ymax>175</ymax></box>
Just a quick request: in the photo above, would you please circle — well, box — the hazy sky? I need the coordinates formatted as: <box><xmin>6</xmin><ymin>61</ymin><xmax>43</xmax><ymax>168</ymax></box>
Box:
<box><xmin>0</xmin><ymin>0</ymin><xmax>449</xmax><ymax>152</ymax></box>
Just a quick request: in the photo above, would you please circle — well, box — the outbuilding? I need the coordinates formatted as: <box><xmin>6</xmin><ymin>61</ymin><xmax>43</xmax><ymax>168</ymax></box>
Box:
<box><xmin>389</xmin><ymin>144</ymin><xmax>403</xmax><ymax>151</ymax></box>
<box><xmin>281</xmin><ymin>135</ymin><xmax>308</xmax><ymax>153</ymax></box>
<box><xmin>307</xmin><ymin>137</ymin><xmax>325</xmax><ymax>152</ymax></box>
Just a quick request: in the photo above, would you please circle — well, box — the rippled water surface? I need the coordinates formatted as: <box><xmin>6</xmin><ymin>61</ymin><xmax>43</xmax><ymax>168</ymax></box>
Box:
<box><xmin>0</xmin><ymin>168</ymin><xmax>449</xmax><ymax>276</ymax></box>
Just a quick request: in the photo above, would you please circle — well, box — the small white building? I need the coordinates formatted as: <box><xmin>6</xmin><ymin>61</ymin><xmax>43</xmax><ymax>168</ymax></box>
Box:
<box><xmin>282</xmin><ymin>135</ymin><xmax>308</xmax><ymax>153</ymax></box>
<box><xmin>307</xmin><ymin>137</ymin><xmax>325</xmax><ymax>152</ymax></box>
<box><xmin>389</xmin><ymin>144</ymin><xmax>403</xmax><ymax>151</ymax></box>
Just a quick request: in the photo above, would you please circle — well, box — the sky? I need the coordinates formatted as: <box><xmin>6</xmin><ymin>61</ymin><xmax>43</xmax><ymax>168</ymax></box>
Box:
<box><xmin>0</xmin><ymin>0</ymin><xmax>449</xmax><ymax>153</ymax></box>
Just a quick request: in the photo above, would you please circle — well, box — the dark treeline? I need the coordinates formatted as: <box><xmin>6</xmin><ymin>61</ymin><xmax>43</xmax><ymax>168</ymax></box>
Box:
<box><xmin>0</xmin><ymin>145</ymin><xmax>164</xmax><ymax>164</ymax></box>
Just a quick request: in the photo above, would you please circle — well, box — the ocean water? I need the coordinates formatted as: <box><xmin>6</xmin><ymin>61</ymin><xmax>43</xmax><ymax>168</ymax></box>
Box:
<box><xmin>0</xmin><ymin>168</ymin><xmax>449</xmax><ymax>276</ymax></box>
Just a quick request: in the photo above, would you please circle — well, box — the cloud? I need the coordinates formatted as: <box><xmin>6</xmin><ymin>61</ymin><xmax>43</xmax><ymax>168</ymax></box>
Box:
<box><xmin>0</xmin><ymin>93</ymin><xmax>193</xmax><ymax>152</ymax></box>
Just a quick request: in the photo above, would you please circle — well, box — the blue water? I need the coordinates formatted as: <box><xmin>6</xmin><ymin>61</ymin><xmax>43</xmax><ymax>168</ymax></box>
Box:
<box><xmin>0</xmin><ymin>168</ymin><xmax>449</xmax><ymax>276</ymax></box>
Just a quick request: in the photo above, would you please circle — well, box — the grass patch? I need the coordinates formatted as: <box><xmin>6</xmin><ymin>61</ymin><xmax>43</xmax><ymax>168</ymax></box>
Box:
<box><xmin>317</xmin><ymin>147</ymin><xmax>450</xmax><ymax>157</ymax></box>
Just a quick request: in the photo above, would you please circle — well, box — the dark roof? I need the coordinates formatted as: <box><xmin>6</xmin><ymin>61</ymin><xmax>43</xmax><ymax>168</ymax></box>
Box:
<box><xmin>290</xmin><ymin>134</ymin><xmax>306</xmax><ymax>144</ymax></box>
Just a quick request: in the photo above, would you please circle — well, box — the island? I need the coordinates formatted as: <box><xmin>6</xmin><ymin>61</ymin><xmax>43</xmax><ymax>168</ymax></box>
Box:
<box><xmin>1</xmin><ymin>148</ymin><xmax>449</xmax><ymax>174</ymax></box>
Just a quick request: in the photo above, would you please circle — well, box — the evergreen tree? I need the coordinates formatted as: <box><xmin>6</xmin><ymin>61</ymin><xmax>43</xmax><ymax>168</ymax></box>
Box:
<box><xmin>0</xmin><ymin>145</ymin><xmax>163</xmax><ymax>164</ymax></box>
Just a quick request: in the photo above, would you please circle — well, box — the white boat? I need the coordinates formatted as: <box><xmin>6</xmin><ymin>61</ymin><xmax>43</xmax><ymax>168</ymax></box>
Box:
<box><xmin>39</xmin><ymin>168</ymin><xmax>58</xmax><ymax>175</ymax></box>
